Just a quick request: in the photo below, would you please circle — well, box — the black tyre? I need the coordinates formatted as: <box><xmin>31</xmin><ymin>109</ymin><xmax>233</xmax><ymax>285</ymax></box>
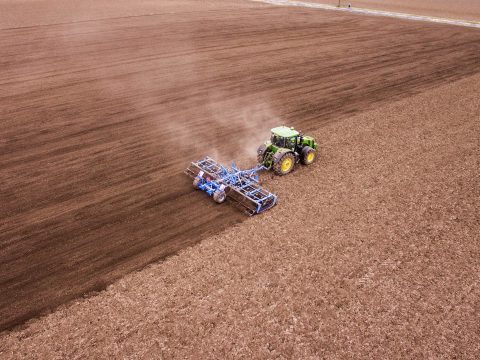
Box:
<box><xmin>273</xmin><ymin>152</ymin><xmax>295</xmax><ymax>176</ymax></box>
<box><xmin>301</xmin><ymin>146</ymin><xmax>316</xmax><ymax>165</ymax></box>
<box><xmin>193</xmin><ymin>177</ymin><xmax>202</xmax><ymax>189</ymax></box>
<box><xmin>213</xmin><ymin>189</ymin><xmax>227</xmax><ymax>203</ymax></box>
<box><xmin>257</xmin><ymin>144</ymin><xmax>267</xmax><ymax>164</ymax></box>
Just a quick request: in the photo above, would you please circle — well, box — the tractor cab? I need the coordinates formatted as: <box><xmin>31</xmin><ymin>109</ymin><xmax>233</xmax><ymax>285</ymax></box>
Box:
<box><xmin>270</xmin><ymin>126</ymin><xmax>300</xmax><ymax>150</ymax></box>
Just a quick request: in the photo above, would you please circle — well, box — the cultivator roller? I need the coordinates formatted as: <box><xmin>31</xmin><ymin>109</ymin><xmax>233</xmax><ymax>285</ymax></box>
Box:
<box><xmin>185</xmin><ymin>156</ymin><xmax>277</xmax><ymax>215</ymax></box>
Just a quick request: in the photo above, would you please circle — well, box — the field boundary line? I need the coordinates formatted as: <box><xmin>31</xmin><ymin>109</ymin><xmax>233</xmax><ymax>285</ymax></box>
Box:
<box><xmin>252</xmin><ymin>0</ymin><xmax>480</xmax><ymax>29</ymax></box>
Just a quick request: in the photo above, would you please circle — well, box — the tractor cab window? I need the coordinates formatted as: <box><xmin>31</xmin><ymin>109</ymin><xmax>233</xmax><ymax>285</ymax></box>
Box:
<box><xmin>285</xmin><ymin>136</ymin><xmax>296</xmax><ymax>149</ymax></box>
<box><xmin>271</xmin><ymin>134</ymin><xmax>285</xmax><ymax>148</ymax></box>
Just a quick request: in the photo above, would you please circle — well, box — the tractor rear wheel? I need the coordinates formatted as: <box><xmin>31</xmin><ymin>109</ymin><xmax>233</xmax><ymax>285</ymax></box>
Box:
<box><xmin>301</xmin><ymin>146</ymin><xmax>316</xmax><ymax>165</ymax></box>
<box><xmin>257</xmin><ymin>144</ymin><xmax>267</xmax><ymax>164</ymax></box>
<box><xmin>273</xmin><ymin>152</ymin><xmax>295</xmax><ymax>176</ymax></box>
<box><xmin>213</xmin><ymin>189</ymin><xmax>227</xmax><ymax>203</ymax></box>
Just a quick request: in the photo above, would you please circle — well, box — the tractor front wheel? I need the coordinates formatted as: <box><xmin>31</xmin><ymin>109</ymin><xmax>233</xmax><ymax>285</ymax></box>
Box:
<box><xmin>301</xmin><ymin>146</ymin><xmax>316</xmax><ymax>165</ymax></box>
<box><xmin>273</xmin><ymin>152</ymin><xmax>295</xmax><ymax>176</ymax></box>
<box><xmin>213</xmin><ymin>189</ymin><xmax>227</xmax><ymax>203</ymax></box>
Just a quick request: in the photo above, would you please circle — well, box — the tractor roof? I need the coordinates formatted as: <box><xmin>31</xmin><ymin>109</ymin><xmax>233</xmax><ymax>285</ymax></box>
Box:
<box><xmin>271</xmin><ymin>126</ymin><xmax>299</xmax><ymax>138</ymax></box>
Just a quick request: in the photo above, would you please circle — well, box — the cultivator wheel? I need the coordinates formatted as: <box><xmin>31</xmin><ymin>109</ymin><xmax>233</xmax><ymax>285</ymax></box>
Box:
<box><xmin>273</xmin><ymin>152</ymin><xmax>295</xmax><ymax>176</ymax></box>
<box><xmin>193</xmin><ymin>177</ymin><xmax>202</xmax><ymax>189</ymax></box>
<box><xmin>301</xmin><ymin>146</ymin><xmax>316</xmax><ymax>165</ymax></box>
<box><xmin>213</xmin><ymin>189</ymin><xmax>227</xmax><ymax>203</ymax></box>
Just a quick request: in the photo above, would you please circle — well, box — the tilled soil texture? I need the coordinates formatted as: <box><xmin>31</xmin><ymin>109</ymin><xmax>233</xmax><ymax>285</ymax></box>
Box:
<box><xmin>0</xmin><ymin>0</ymin><xmax>260</xmax><ymax>30</ymax></box>
<box><xmin>1</xmin><ymin>69</ymin><xmax>478</xmax><ymax>360</ymax></box>
<box><xmin>1</xmin><ymin>0</ymin><xmax>480</xmax><ymax>332</ymax></box>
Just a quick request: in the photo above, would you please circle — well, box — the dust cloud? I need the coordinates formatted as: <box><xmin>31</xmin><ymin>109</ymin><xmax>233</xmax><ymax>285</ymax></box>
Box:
<box><xmin>206</xmin><ymin>95</ymin><xmax>279</xmax><ymax>167</ymax></box>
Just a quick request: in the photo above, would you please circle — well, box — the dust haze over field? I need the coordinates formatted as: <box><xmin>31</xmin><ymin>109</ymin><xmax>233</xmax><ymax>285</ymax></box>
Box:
<box><xmin>0</xmin><ymin>0</ymin><xmax>479</xmax><ymax>356</ymax></box>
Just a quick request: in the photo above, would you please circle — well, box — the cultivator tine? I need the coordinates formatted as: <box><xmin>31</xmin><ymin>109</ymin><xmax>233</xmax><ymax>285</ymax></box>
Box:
<box><xmin>227</xmin><ymin>190</ymin><xmax>258</xmax><ymax>216</ymax></box>
<box><xmin>185</xmin><ymin>156</ymin><xmax>223</xmax><ymax>180</ymax></box>
<box><xmin>227</xmin><ymin>177</ymin><xmax>277</xmax><ymax>215</ymax></box>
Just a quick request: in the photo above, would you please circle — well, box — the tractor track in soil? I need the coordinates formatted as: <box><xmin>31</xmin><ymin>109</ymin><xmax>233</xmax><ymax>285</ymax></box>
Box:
<box><xmin>0</xmin><ymin>0</ymin><xmax>479</xmax><ymax>332</ymax></box>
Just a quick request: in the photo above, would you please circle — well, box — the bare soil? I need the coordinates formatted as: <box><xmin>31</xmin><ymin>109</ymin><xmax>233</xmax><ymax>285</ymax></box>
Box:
<box><xmin>1</xmin><ymin>66</ymin><xmax>478</xmax><ymax>360</ymax></box>
<box><xmin>0</xmin><ymin>0</ymin><xmax>259</xmax><ymax>29</ymax></box>
<box><xmin>1</xmin><ymin>0</ymin><xmax>479</xmax><ymax>335</ymax></box>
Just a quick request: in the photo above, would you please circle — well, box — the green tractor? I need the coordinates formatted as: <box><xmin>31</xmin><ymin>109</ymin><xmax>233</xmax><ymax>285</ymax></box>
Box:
<box><xmin>257</xmin><ymin>126</ymin><xmax>318</xmax><ymax>175</ymax></box>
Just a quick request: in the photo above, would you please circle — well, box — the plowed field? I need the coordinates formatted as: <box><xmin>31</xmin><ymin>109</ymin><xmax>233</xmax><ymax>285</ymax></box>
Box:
<box><xmin>1</xmin><ymin>0</ymin><xmax>479</xmax><ymax>332</ymax></box>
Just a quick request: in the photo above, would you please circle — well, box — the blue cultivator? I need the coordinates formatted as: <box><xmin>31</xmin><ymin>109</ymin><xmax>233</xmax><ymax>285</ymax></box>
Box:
<box><xmin>185</xmin><ymin>156</ymin><xmax>277</xmax><ymax>215</ymax></box>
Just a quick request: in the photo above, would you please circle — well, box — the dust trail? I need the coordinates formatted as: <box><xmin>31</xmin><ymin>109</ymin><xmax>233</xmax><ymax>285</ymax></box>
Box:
<box><xmin>163</xmin><ymin>94</ymin><xmax>279</xmax><ymax>168</ymax></box>
<box><xmin>252</xmin><ymin>0</ymin><xmax>480</xmax><ymax>29</ymax></box>
<box><xmin>154</xmin><ymin>39</ymin><xmax>279</xmax><ymax>168</ymax></box>
<box><xmin>206</xmin><ymin>95</ymin><xmax>279</xmax><ymax>167</ymax></box>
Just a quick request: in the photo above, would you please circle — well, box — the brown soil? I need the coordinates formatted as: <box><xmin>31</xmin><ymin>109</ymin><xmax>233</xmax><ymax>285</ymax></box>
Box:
<box><xmin>0</xmin><ymin>0</ymin><xmax>260</xmax><ymax>29</ymax></box>
<box><xmin>1</xmin><ymin>0</ymin><xmax>479</xmax><ymax>333</ymax></box>
<box><xmin>1</xmin><ymin>66</ymin><xmax>478</xmax><ymax>360</ymax></box>
<box><xmin>317</xmin><ymin>0</ymin><xmax>480</xmax><ymax>21</ymax></box>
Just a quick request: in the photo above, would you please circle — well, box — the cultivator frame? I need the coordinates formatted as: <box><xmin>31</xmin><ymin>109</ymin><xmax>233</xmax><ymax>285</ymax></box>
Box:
<box><xmin>185</xmin><ymin>157</ymin><xmax>277</xmax><ymax>215</ymax></box>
